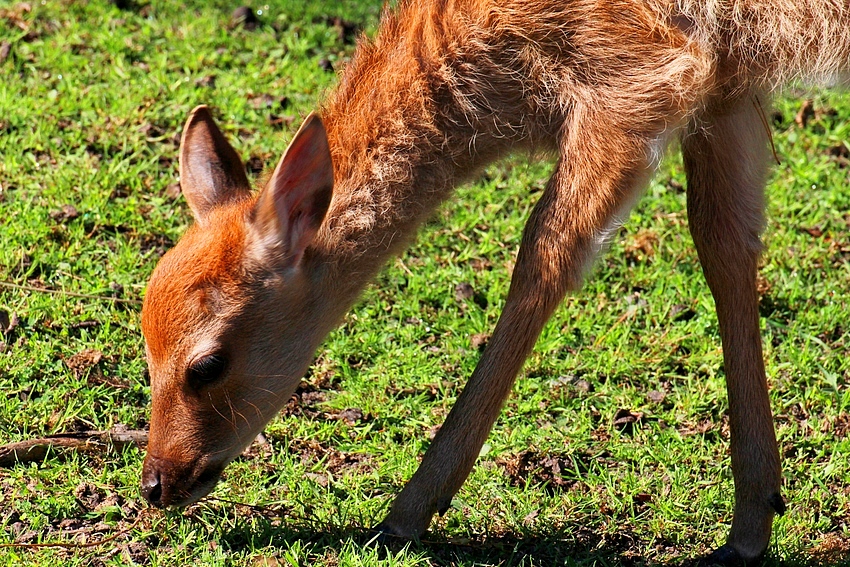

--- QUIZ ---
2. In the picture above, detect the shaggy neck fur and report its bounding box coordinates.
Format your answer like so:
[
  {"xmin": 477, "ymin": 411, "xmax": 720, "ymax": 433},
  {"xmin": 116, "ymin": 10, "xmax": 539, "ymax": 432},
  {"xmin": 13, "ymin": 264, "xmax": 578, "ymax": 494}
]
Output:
[
  {"xmin": 305, "ymin": 0, "xmax": 850, "ymax": 308},
  {"xmin": 309, "ymin": 0, "xmax": 695, "ymax": 291}
]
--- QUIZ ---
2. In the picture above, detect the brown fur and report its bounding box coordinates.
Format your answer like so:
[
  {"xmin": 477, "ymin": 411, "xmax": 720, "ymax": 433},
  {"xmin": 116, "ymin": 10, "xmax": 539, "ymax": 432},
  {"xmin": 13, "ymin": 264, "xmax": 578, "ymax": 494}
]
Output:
[
  {"xmin": 143, "ymin": 201, "xmax": 253, "ymax": 364},
  {"xmin": 141, "ymin": 0, "xmax": 850, "ymax": 562}
]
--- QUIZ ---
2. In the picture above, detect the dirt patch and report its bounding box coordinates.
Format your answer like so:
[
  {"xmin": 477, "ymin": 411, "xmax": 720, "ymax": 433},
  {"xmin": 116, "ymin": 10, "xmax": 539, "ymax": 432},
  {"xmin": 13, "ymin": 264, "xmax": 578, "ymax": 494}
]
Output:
[
  {"xmin": 469, "ymin": 332, "xmax": 489, "ymax": 352},
  {"xmin": 826, "ymin": 412, "xmax": 850, "ymax": 438},
  {"xmin": 647, "ymin": 390, "xmax": 665, "ymax": 403},
  {"xmin": 828, "ymin": 143, "xmax": 850, "ymax": 167},
  {"xmin": 288, "ymin": 438, "xmax": 373, "ymax": 478},
  {"xmin": 231, "ymin": 6, "xmax": 261, "ymax": 30},
  {"xmin": 677, "ymin": 415, "xmax": 728, "ymax": 440},
  {"xmin": 74, "ymin": 482, "xmax": 111, "ymax": 511},
  {"xmin": 49, "ymin": 204, "xmax": 79, "ymax": 223},
  {"xmin": 279, "ymin": 365, "xmax": 345, "ymax": 421},
  {"xmin": 0, "ymin": 310, "xmax": 20, "ymax": 352},
  {"xmin": 795, "ymin": 99, "xmax": 816, "ymax": 128},
  {"xmin": 469, "ymin": 258, "xmax": 492, "ymax": 272},
  {"xmin": 246, "ymin": 155, "xmax": 265, "ymax": 176},
  {"xmin": 496, "ymin": 450, "xmax": 577, "ymax": 492},
  {"xmin": 62, "ymin": 349, "xmax": 130, "ymax": 389},
  {"xmin": 334, "ymin": 408, "xmax": 364, "ymax": 426},
  {"xmin": 669, "ymin": 303, "xmax": 697, "ymax": 322},
  {"xmin": 139, "ymin": 233, "xmax": 174, "ymax": 257},
  {"xmin": 164, "ymin": 183, "xmax": 181, "ymax": 199},
  {"xmin": 317, "ymin": 16, "xmax": 361, "ymax": 46},
  {"xmin": 809, "ymin": 532, "xmax": 850, "ymax": 565},
  {"xmin": 390, "ymin": 382, "xmax": 441, "ymax": 402},
  {"xmin": 612, "ymin": 408, "xmax": 644, "ymax": 435},
  {"xmin": 65, "ymin": 348, "xmax": 103, "ymax": 378},
  {"xmin": 281, "ymin": 383, "xmax": 333, "ymax": 420},
  {"xmin": 1, "ymin": 480, "xmax": 151, "ymax": 565},
  {"xmin": 454, "ymin": 282, "xmax": 488, "ymax": 309},
  {"xmin": 624, "ymin": 229, "xmax": 658, "ymax": 263}
]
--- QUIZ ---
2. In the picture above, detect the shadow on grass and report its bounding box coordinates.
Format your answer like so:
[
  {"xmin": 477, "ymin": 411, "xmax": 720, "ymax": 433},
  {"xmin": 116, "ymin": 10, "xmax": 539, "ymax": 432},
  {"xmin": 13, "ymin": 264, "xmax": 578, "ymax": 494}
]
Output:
[{"xmin": 214, "ymin": 516, "xmax": 850, "ymax": 567}]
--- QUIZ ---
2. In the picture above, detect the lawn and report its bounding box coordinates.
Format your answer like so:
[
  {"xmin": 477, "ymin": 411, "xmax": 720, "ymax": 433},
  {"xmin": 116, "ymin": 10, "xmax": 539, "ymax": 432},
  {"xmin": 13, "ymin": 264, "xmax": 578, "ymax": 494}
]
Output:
[{"xmin": 0, "ymin": 1, "xmax": 849, "ymax": 565}]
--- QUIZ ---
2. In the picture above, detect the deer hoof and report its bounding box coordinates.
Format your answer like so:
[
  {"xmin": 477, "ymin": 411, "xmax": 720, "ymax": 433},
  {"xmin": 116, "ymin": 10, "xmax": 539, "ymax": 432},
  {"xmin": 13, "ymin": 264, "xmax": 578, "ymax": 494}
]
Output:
[
  {"xmin": 371, "ymin": 521, "xmax": 418, "ymax": 544},
  {"xmin": 699, "ymin": 545, "xmax": 765, "ymax": 567}
]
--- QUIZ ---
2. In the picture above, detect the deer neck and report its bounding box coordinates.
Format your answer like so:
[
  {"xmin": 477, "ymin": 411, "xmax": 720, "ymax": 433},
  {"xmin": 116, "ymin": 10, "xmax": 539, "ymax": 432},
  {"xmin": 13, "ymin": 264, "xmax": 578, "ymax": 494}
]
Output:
[{"xmin": 304, "ymin": 13, "xmax": 507, "ymax": 321}]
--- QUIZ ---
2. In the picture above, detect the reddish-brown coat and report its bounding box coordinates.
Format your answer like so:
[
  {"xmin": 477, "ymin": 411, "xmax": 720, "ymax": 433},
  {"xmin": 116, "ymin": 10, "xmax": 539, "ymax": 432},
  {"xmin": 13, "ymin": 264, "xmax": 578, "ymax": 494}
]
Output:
[
  {"xmin": 140, "ymin": 0, "xmax": 850, "ymax": 561},
  {"xmin": 142, "ymin": 199, "xmax": 254, "ymax": 365}
]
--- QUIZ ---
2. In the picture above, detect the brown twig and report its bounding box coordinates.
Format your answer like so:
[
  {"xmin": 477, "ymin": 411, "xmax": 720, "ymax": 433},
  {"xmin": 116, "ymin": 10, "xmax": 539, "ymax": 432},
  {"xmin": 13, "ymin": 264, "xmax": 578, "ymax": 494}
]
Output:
[
  {"xmin": 0, "ymin": 428, "xmax": 148, "ymax": 467},
  {"xmin": 0, "ymin": 509, "xmax": 155, "ymax": 550},
  {"xmin": 0, "ymin": 281, "xmax": 142, "ymax": 305}
]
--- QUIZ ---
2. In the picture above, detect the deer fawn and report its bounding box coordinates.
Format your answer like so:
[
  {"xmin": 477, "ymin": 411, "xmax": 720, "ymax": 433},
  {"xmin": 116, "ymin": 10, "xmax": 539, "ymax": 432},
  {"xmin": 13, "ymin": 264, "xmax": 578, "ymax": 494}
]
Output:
[{"xmin": 139, "ymin": 0, "xmax": 850, "ymax": 563}]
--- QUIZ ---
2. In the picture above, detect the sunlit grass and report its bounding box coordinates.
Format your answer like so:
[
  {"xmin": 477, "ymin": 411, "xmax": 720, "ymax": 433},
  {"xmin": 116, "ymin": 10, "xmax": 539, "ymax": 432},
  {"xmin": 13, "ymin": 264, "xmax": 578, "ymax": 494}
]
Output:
[{"xmin": 1, "ymin": 1, "xmax": 848, "ymax": 565}]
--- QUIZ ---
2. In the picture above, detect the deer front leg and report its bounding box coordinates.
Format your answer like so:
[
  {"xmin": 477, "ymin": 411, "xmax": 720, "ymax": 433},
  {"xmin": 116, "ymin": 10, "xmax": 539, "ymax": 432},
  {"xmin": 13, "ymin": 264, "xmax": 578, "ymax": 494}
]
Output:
[
  {"xmin": 683, "ymin": 97, "xmax": 783, "ymax": 565},
  {"xmin": 378, "ymin": 110, "xmax": 661, "ymax": 539}
]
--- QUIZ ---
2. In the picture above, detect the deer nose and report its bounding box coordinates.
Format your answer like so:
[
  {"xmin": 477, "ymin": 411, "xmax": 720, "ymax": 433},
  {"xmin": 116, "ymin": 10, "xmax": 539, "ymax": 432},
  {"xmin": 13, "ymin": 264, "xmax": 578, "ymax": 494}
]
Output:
[{"xmin": 141, "ymin": 458, "xmax": 165, "ymax": 507}]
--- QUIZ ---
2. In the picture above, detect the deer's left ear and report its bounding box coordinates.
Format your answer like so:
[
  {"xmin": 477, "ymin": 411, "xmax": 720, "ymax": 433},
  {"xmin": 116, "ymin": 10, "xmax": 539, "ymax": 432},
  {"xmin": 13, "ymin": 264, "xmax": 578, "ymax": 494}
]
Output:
[
  {"xmin": 251, "ymin": 113, "xmax": 334, "ymax": 268},
  {"xmin": 179, "ymin": 105, "xmax": 252, "ymax": 226}
]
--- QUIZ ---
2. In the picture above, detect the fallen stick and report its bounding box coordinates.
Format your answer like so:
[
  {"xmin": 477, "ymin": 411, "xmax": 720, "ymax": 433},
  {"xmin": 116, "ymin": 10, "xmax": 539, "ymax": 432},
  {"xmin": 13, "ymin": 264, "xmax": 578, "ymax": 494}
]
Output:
[{"xmin": 0, "ymin": 428, "xmax": 148, "ymax": 467}]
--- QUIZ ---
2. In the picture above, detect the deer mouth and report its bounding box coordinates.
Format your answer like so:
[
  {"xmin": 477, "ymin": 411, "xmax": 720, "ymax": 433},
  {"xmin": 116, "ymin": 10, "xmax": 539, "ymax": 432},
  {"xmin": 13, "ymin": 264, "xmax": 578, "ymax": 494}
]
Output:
[{"xmin": 142, "ymin": 454, "xmax": 226, "ymax": 508}]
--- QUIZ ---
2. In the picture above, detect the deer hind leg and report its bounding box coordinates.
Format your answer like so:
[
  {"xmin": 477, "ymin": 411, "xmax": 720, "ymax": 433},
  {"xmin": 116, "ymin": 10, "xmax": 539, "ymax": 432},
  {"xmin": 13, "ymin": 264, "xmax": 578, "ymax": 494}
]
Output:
[
  {"xmin": 682, "ymin": 96, "xmax": 783, "ymax": 564},
  {"xmin": 378, "ymin": 105, "xmax": 669, "ymax": 538}
]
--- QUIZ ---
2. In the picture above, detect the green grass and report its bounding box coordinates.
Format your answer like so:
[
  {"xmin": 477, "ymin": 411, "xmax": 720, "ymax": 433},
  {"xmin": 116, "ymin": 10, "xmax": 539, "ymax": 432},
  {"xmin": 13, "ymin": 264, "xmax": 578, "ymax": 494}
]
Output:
[{"xmin": 1, "ymin": 1, "xmax": 849, "ymax": 565}]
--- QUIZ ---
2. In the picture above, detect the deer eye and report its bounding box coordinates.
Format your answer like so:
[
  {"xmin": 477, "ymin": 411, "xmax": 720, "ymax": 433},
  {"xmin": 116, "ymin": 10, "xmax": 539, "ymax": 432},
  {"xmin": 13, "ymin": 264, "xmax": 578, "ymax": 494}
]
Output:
[{"xmin": 187, "ymin": 353, "xmax": 228, "ymax": 389}]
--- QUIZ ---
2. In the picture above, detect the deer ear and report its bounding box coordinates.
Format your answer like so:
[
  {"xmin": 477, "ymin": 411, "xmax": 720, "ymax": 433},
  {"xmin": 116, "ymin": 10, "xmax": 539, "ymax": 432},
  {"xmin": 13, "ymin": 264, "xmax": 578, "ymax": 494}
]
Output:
[
  {"xmin": 179, "ymin": 105, "xmax": 251, "ymax": 225},
  {"xmin": 251, "ymin": 112, "xmax": 334, "ymax": 268}
]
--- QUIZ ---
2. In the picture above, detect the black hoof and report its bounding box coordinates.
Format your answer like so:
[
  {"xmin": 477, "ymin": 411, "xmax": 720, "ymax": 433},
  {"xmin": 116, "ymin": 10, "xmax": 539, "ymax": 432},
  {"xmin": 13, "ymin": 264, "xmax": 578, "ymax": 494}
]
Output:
[
  {"xmin": 699, "ymin": 545, "xmax": 765, "ymax": 567},
  {"xmin": 369, "ymin": 522, "xmax": 416, "ymax": 546},
  {"xmin": 768, "ymin": 492, "xmax": 786, "ymax": 516}
]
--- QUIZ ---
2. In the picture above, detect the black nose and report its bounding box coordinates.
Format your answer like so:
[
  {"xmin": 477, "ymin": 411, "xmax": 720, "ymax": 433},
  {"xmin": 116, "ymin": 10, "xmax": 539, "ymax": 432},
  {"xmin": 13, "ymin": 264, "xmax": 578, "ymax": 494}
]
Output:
[{"xmin": 141, "ymin": 464, "xmax": 164, "ymax": 507}]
